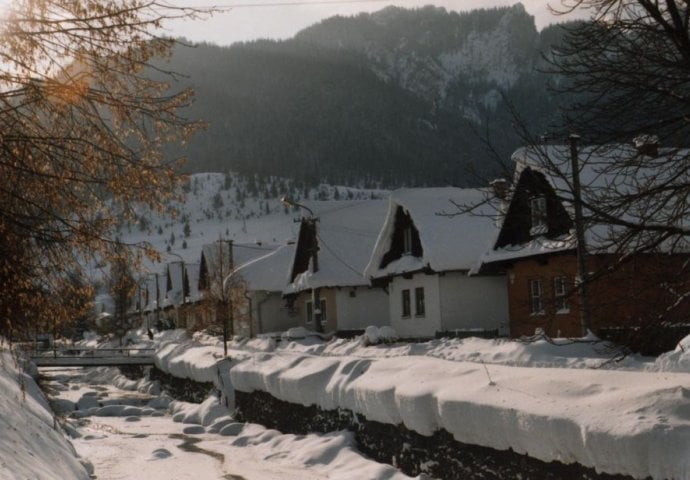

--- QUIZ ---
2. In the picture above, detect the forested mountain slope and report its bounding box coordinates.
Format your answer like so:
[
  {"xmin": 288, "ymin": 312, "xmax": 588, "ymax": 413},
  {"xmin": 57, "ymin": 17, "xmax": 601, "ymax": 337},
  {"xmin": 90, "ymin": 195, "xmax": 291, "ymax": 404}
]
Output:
[{"xmin": 159, "ymin": 4, "xmax": 572, "ymax": 187}]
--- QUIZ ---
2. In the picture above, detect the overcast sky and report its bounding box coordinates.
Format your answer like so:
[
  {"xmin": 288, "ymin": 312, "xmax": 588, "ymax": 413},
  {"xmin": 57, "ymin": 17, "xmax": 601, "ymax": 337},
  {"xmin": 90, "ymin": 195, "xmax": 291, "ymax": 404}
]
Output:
[{"xmin": 164, "ymin": 0, "xmax": 585, "ymax": 46}]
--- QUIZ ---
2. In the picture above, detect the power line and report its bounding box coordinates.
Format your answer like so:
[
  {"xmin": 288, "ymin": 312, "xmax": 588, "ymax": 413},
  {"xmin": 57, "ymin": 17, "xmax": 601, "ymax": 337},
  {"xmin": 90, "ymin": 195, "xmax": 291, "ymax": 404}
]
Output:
[
  {"xmin": 232, "ymin": 243, "xmax": 277, "ymax": 251},
  {"xmin": 194, "ymin": 0, "xmax": 417, "ymax": 10},
  {"xmin": 316, "ymin": 233, "xmax": 364, "ymax": 278}
]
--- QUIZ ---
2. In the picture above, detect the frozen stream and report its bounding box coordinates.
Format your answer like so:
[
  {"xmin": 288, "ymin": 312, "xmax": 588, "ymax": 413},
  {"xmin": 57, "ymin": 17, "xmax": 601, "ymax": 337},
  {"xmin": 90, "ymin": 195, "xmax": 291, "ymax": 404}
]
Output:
[{"xmin": 40, "ymin": 367, "xmax": 415, "ymax": 480}]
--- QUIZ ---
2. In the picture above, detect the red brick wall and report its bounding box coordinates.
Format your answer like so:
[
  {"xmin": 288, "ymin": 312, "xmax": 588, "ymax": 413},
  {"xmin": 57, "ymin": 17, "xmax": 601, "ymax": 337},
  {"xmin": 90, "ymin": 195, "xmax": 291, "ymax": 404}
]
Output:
[{"xmin": 507, "ymin": 252, "xmax": 690, "ymax": 338}]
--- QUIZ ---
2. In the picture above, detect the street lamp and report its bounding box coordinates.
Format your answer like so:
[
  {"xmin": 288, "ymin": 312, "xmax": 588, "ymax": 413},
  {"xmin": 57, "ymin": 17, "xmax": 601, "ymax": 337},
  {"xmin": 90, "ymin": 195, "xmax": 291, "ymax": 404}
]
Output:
[{"xmin": 281, "ymin": 195, "xmax": 323, "ymax": 333}]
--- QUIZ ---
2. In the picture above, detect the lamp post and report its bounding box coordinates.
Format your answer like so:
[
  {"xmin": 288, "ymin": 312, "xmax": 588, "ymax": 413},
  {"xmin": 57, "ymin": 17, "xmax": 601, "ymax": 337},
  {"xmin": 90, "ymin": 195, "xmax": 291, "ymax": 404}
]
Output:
[
  {"xmin": 165, "ymin": 252, "xmax": 188, "ymax": 328},
  {"xmin": 281, "ymin": 196, "xmax": 323, "ymax": 333}
]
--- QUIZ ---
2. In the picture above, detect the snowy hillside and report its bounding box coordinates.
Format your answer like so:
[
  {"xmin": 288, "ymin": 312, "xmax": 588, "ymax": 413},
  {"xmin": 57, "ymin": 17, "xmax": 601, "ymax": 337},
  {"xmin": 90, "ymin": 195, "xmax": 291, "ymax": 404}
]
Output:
[{"xmin": 115, "ymin": 172, "xmax": 388, "ymax": 270}]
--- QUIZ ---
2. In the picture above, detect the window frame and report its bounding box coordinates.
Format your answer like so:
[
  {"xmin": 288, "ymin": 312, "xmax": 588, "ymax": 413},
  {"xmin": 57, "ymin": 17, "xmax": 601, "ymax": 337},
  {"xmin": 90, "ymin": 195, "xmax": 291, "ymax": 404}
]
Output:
[
  {"xmin": 553, "ymin": 276, "xmax": 570, "ymax": 314},
  {"xmin": 305, "ymin": 298, "xmax": 327, "ymax": 325},
  {"xmin": 529, "ymin": 278, "xmax": 545, "ymax": 315},
  {"xmin": 414, "ymin": 287, "xmax": 425, "ymax": 317},
  {"xmin": 529, "ymin": 195, "xmax": 548, "ymax": 235},
  {"xmin": 401, "ymin": 289, "xmax": 411, "ymax": 318},
  {"xmin": 305, "ymin": 300, "xmax": 313, "ymax": 324},
  {"xmin": 403, "ymin": 227, "xmax": 413, "ymax": 255}
]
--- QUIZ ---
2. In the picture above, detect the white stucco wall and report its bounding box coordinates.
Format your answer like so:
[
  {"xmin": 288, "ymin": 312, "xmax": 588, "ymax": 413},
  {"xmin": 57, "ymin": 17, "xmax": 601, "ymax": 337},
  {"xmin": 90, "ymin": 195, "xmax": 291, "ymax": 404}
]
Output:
[
  {"xmin": 249, "ymin": 291, "xmax": 296, "ymax": 334},
  {"xmin": 438, "ymin": 272, "xmax": 509, "ymax": 333},
  {"xmin": 334, "ymin": 287, "xmax": 389, "ymax": 330},
  {"xmin": 389, "ymin": 273, "xmax": 442, "ymax": 338}
]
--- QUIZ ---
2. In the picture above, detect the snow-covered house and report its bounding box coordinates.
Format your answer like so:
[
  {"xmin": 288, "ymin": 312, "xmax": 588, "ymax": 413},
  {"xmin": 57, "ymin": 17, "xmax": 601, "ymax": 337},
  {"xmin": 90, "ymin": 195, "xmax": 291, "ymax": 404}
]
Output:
[
  {"xmin": 229, "ymin": 243, "xmax": 296, "ymax": 336},
  {"xmin": 477, "ymin": 144, "xmax": 690, "ymax": 351},
  {"xmin": 93, "ymin": 292, "xmax": 115, "ymax": 331},
  {"xmin": 195, "ymin": 240, "xmax": 282, "ymax": 336},
  {"xmin": 364, "ymin": 188, "xmax": 508, "ymax": 339},
  {"xmin": 160, "ymin": 261, "xmax": 191, "ymax": 329},
  {"xmin": 284, "ymin": 200, "xmax": 390, "ymax": 334},
  {"xmin": 141, "ymin": 272, "xmax": 163, "ymax": 331}
]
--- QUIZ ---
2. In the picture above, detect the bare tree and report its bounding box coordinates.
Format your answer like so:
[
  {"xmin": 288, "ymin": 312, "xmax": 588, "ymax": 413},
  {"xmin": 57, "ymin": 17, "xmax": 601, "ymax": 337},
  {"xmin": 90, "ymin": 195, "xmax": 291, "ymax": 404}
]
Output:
[
  {"xmin": 543, "ymin": 1, "xmax": 690, "ymax": 251},
  {"xmin": 109, "ymin": 250, "xmax": 137, "ymax": 345},
  {"xmin": 199, "ymin": 240, "xmax": 249, "ymax": 355},
  {"xmin": 0, "ymin": 1, "xmax": 208, "ymax": 336}
]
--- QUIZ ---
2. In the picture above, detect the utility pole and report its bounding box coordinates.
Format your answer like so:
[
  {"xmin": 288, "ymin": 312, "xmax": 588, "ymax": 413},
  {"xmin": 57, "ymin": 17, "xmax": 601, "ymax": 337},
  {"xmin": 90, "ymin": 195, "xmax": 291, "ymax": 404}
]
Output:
[
  {"xmin": 155, "ymin": 272, "xmax": 161, "ymax": 333},
  {"xmin": 282, "ymin": 196, "xmax": 322, "ymax": 333},
  {"xmin": 569, "ymin": 134, "xmax": 592, "ymax": 335},
  {"xmin": 306, "ymin": 218, "xmax": 323, "ymax": 333},
  {"xmin": 221, "ymin": 239, "xmax": 233, "ymax": 357}
]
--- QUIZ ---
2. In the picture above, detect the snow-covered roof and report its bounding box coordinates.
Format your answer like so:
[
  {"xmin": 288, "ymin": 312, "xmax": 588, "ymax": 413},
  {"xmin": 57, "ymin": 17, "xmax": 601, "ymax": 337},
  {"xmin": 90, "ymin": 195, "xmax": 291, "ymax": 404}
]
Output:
[
  {"xmin": 285, "ymin": 200, "xmax": 389, "ymax": 293},
  {"xmin": 185, "ymin": 263, "xmax": 201, "ymax": 303},
  {"xmin": 93, "ymin": 292, "xmax": 115, "ymax": 315},
  {"xmin": 162, "ymin": 261, "xmax": 185, "ymax": 308},
  {"xmin": 233, "ymin": 244, "xmax": 295, "ymax": 292},
  {"xmin": 200, "ymin": 241, "xmax": 278, "ymax": 290},
  {"xmin": 142, "ymin": 274, "xmax": 162, "ymax": 312},
  {"xmin": 365, "ymin": 188, "xmax": 502, "ymax": 279},
  {"xmin": 479, "ymin": 144, "xmax": 690, "ymax": 266}
]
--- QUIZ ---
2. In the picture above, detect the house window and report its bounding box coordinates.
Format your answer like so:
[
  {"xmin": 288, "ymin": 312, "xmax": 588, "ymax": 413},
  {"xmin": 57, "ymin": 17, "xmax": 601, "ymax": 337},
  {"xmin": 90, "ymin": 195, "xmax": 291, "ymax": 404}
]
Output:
[
  {"xmin": 529, "ymin": 278, "xmax": 544, "ymax": 315},
  {"xmin": 306, "ymin": 299, "xmax": 327, "ymax": 325},
  {"xmin": 530, "ymin": 196, "xmax": 547, "ymax": 234},
  {"xmin": 401, "ymin": 289, "xmax": 411, "ymax": 317},
  {"xmin": 554, "ymin": 276, "xmax": 569, "ymax": 313},
  {"xmin": 403, "ymin": 227, "xmax": 413, "ymax": 254},
  {"xmin": 414, "ymin": 287, "xmax": 425, "ymax": 317}
]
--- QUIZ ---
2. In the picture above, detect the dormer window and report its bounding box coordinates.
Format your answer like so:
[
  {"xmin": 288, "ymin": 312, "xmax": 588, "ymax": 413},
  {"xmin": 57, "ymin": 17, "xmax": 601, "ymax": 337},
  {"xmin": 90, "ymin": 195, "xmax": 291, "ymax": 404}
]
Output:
[
  {"xmin": 380, "ymin": 207, "xmax": 423, "ymax": 268},
  {"xmin": 403, "ymin": 227, "xmax": 413, "ymax": 254},
  {"xmin": 530, "ymin": 196, "xmax": 547, "ymax": 235}
]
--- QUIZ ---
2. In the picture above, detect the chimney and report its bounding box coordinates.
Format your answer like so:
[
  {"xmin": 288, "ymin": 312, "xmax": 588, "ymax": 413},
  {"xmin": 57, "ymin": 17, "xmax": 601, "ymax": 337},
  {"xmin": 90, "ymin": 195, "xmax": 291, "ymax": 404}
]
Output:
[
  {"xmin": 633, "ymin": 134, "xmax": 659, "ymax": 157},
  {"xmin": 490, "ymin": 178, "xmax": 509, "ymax": 200}
]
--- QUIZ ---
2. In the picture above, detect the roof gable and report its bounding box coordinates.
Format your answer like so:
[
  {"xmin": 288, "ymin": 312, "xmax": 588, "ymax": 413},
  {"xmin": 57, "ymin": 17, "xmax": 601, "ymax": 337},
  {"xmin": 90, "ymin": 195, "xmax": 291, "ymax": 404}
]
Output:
[
  {"xmin": 378, "ymin": 206, "xmax": 423, "ymax": 269},
  {"xmin": 480, "ymin": 143, "xmax": 690, "ymax": 267},
  {"xmin": 365, "ymin": 187, "xmax": 502, "ymax": 278},
  {"xmin": 285, "ymin": 200, "xmax": 388, "ymax": 293},
  {"xmin": 494, "ymin": 167, "xmax": 573, "ymax": 249}
]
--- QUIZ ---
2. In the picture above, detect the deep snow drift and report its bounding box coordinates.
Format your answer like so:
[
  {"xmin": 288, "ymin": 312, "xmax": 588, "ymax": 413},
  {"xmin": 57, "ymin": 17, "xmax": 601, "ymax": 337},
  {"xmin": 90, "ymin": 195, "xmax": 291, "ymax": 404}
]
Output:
[
  {"xmin": 151, "ymin": 330, "xmax": 690, "ymax": 480},
  {"xmin": 0, "ymin": 347, "xmax": 90, "ymax": 480}
]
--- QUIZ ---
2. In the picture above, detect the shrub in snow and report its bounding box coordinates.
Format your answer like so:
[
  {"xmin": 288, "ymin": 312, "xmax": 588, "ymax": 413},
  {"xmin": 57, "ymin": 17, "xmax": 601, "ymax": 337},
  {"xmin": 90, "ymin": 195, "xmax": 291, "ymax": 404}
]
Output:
[
  {"xmin": 362, "ymin": 326, "xmax": 399, "ymax": 346},
  {"xmin": 378, "ymin": 326, "xmax": 399, "ymax": 343},
  {"xmin": 283, "ymin": 327, "xmax": 310, "ymax": 340},
  {"xmin": 281, "ymin": 327, "xmax": 330, "ymax": 341}
]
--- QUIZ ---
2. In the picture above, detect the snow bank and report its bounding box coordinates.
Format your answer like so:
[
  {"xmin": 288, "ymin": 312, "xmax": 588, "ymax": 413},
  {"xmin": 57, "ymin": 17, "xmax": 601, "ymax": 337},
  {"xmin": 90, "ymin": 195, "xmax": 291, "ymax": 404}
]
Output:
[
  {"xmin": 230, "ymin": 352, "xmax": 690, "ymax": 479},
  {"xmin": 226, "ymin": 424, "xmax": 415, "ymax": 480},
  {"xmin": 155, "ymin": 338, "xmax": 225, "ymax": 383},
  {"xmin": 144, "ymin": 330, "xmax": 690, "ymax": 479},
  {"xmin": 0, "ymin": 347, "xmax": 90, "ymax": 480},
  {"xmin": 170, "ymin": 396, "xmax": 229, "ymax": 426},
  {"xmin": 651, "ymin": 334, "xmax": 690, "ymax": 373}
]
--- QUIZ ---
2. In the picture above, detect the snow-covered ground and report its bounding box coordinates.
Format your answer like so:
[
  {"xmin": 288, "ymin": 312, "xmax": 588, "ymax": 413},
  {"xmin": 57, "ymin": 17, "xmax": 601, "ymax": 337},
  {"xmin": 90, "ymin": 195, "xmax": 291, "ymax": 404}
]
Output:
[
  {"xmin": 3, "ymin": 331, "xmax": 689, "ymax": 479},
  {"xmin": 39, "ymin": 366, "xmax": 416, "ymax": 480}
]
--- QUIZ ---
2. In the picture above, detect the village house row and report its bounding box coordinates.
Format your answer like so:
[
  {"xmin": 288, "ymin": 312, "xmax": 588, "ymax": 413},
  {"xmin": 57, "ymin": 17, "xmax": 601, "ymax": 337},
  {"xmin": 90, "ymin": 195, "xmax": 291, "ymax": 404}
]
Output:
[{"xmin": 110, "ymin": 144, "xmax": 690, "ymax": 353}]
